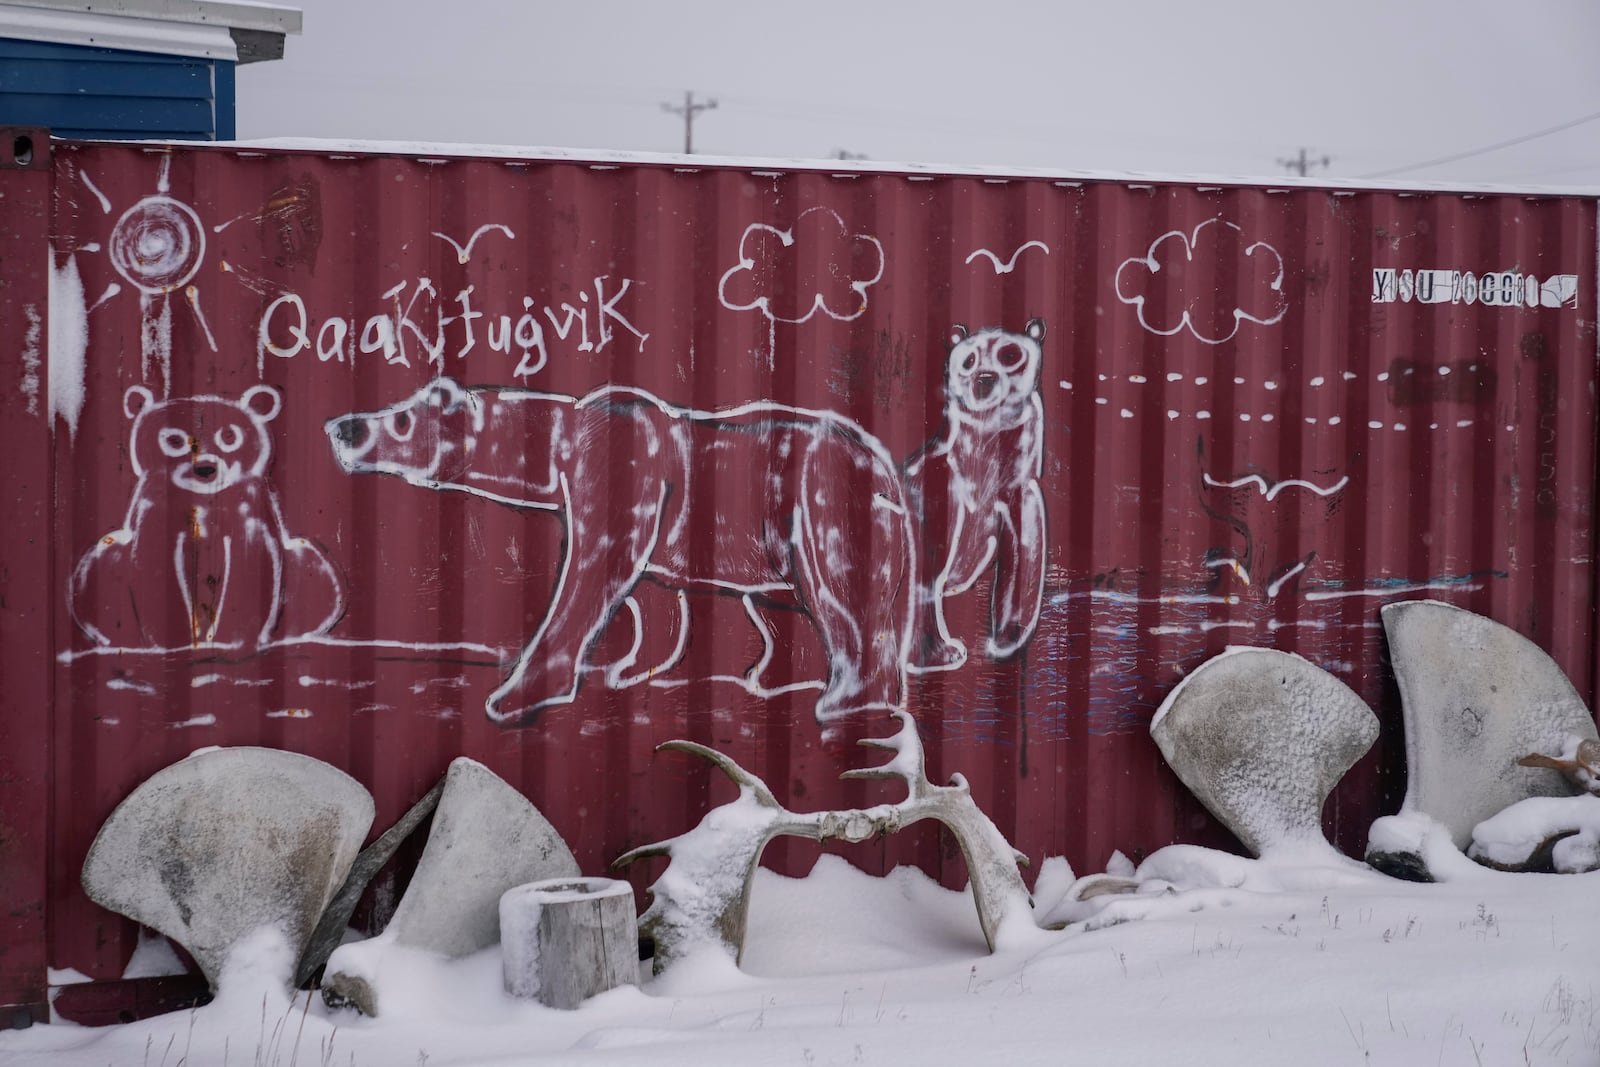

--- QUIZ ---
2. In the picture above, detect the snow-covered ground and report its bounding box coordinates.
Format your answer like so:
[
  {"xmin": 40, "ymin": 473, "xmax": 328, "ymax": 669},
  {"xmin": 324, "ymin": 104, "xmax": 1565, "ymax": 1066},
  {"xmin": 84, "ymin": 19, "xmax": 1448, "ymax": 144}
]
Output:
[{"xmin": 4, "ymin": 843, "xmax": 1597, "ymax": 1067}]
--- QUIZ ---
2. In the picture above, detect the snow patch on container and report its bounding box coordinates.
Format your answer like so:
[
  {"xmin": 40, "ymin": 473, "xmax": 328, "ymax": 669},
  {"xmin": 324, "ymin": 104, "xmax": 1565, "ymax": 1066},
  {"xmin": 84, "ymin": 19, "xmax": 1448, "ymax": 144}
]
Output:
[{"xmin": 48, "ymin": 251, "xmax": 88, "ymax": 436}]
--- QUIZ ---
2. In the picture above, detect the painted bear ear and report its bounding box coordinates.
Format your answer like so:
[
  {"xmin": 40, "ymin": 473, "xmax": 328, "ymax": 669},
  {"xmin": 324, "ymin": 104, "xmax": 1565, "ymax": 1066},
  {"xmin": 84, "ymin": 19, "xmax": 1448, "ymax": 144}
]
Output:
[
  {"xmin": 123, "ymin": 386, "xmax": 155, "ymax": 419},
  {"xmin": 241, "ymin": 384, "xmax": 283, "ymax": 423},
  {"xmin": 1025, "ymin": 318, "xmax": 1046, "ymax": 343},
  {"xmin": 948, "ymin": 325, "xmax": 969, "ymax": 348}
]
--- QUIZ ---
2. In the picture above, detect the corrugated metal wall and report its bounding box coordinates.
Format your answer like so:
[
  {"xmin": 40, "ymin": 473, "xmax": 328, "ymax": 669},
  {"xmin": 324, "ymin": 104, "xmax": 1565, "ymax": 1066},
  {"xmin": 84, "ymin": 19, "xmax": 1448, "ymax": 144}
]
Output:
[{"xmin": 9, "ymin": 139, "xmax": 1599, "ymax": 986}]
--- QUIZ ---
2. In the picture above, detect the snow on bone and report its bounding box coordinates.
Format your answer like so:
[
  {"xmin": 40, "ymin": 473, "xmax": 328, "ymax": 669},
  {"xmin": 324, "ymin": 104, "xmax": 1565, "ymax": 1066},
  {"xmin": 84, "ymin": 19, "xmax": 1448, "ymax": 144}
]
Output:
[
  {"xmin": 1150, "ymin": 647, "xmax": 1378, "ymax": 857},
  {"xmin": 321, "ymin": 758, "xmax": 577, "ymax": 1016},
  {"xmin": 614, "ymin": 710, "xmax": 1032, "ymax": 974},
  {"xmin": 80, "ymin": 748, "xmax": 373, "ymax": 990},
  {"xmin": 1468, "ymin": 795, "xmax": 1600, "ymax": 874},
  {"xmin": 1378, "ymin": 600, "xmax": 1597, "ymax": 851}
]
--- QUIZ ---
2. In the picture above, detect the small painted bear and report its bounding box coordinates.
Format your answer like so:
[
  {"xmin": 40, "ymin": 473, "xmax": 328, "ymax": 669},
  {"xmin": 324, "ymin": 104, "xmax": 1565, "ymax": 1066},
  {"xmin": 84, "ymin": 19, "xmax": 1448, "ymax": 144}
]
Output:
[
  {"xmin": 903, "ymin": 319, "xmax": 1047, "ymax": 670},
  {"xmin": 70, "ymin": 385, "xmax": 343, "ymax": 650}
]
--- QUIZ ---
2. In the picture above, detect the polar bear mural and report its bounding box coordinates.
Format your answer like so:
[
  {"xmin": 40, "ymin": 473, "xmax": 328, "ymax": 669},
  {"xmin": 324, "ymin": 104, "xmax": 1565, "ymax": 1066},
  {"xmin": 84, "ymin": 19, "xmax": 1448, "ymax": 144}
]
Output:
[
  {"xmin": 903, "ymin": 319, "xmax": 1048, "ymax": 671},
  {"xmin": 326, "ymin": 378, "xmax": 913, "ymax": 726}
]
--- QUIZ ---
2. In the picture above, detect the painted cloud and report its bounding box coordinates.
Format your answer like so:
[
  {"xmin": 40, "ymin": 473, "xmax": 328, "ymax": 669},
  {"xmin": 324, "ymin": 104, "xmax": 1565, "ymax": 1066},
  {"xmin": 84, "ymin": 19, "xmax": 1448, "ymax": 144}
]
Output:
[
  {"xmin": 1114, "ymin": 218, "xmax": 1287, "ymax": 345},
  {"xmin": 718, "ymin": 207, "xmax": 885, "ymax": 324}
]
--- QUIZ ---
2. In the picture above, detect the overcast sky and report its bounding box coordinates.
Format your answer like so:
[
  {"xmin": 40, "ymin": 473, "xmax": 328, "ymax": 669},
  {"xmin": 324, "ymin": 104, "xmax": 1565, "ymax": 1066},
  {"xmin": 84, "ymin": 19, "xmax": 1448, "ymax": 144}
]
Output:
[{"xmin": 237, "ymin": 0, "xmax": 1600, "ymax": 188}]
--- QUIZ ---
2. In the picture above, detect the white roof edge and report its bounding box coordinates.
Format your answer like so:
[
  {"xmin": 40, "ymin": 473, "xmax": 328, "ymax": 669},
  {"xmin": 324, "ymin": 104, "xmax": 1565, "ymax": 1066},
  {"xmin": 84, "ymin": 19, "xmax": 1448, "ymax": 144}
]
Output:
[
  {"xmin": 182, "ymin": 137, "xmax": 1600, "ymax": 198},
  {"xmin": 0, "ymin": 3, "xmax": 239, "ymax": 59},
  {"xmin": 2, "ymin": 0, "xmax": 298, "ymax": 36}
]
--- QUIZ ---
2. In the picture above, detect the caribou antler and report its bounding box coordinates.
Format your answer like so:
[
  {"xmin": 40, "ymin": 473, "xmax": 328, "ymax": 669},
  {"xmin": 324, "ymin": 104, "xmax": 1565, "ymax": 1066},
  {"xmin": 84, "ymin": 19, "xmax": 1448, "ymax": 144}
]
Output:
[
  {"xmin": 614, "ymin": 711, "xmax": 1033, "ymax": 973},
  {"xmin": 1517, "ymin": 736, "xmax": 1600, "ymax": 797}
]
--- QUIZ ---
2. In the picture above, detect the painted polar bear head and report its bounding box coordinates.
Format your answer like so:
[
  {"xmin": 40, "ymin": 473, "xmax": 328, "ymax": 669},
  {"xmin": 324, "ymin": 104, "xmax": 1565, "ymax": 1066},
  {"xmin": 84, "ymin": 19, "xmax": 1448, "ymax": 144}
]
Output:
[
  {"xmin": 945, "ymin": 319, "xmax": 1044, "ymax": 422},
  {"xmin": 326, "ymin": 376, "xmax": 485, "ymax": 484},
  {"xmin": 126, "ymin": 385, "xmax": 281, "ymax": 495}
]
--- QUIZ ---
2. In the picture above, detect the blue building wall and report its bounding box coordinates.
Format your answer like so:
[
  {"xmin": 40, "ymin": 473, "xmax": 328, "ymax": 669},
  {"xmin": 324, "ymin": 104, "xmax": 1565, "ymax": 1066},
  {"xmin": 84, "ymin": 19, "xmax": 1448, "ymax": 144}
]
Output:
[{"xmin": 0, "ymin": 37, "xmax": 235, "ymax": 140}]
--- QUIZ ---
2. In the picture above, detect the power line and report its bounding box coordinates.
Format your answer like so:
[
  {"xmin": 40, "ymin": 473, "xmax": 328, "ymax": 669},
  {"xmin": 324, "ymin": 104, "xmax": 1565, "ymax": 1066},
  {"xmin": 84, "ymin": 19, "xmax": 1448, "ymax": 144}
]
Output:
[
  {"xmin": 1362, "ymin": 109, "xmax": 1600, "ymax": 179},
  {"xmin": 1278, "ymin": 147, "xmax": 1330, "ymax": 177},
  {"xmin": 661, "ymin": 90, "xmax": 717, "ymax": 155}
]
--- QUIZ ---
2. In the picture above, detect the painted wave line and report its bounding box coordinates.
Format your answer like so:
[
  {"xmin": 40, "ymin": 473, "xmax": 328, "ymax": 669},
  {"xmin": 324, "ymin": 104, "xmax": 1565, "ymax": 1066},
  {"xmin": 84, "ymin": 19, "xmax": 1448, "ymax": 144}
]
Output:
[
  {"xmin": 60, "ymin": 635, "xmax": 508, "ymax": 663},
  {"xmin": 1051, "ymin": 590, "xmax": 1241, "ymax": 606},
  {"xmin": 1267, "ymin": 619, "xmax": 1329, "ymax": 632},
  {"xmin": 1305, "ymin": 579, "xmax": 1484, "ymax": 602},
  {"xmin": 1203, "ymin": 472, "xmax": 1351, "ymax": 501}
]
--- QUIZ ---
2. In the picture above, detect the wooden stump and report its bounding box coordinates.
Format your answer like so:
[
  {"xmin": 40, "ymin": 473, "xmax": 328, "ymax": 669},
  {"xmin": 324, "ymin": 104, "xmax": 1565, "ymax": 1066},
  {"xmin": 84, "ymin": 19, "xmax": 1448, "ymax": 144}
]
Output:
[{"xmin": 500, "ymin": 877, "xmax": 638, "ymax": 1009}]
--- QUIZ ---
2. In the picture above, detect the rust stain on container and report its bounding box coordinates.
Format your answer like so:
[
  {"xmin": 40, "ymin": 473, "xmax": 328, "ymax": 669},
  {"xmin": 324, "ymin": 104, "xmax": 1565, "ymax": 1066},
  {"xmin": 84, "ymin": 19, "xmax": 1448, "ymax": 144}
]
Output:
[{"xmin": 2, "ymin": 138, "xmax": 1596, "ymax": 988}]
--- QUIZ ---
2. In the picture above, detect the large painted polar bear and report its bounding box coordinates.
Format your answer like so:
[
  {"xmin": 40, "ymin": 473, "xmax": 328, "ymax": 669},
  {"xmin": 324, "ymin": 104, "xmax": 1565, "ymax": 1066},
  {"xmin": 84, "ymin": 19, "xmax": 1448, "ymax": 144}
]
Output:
[{"xmin": 327, "ymin": 378, "xmax": 911, "ymax": 726}]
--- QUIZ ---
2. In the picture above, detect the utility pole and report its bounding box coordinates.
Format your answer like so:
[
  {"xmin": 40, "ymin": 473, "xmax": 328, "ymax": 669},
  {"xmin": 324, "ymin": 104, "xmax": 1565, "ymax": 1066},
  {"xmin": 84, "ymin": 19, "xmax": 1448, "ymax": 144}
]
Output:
[
  {"xmin": 1278, "ymin": 147, "xmax": 1331, "ymax": 177},
  {"xmin": 662, "ymin": 91, "xmax": 717, "ymax": 155}
]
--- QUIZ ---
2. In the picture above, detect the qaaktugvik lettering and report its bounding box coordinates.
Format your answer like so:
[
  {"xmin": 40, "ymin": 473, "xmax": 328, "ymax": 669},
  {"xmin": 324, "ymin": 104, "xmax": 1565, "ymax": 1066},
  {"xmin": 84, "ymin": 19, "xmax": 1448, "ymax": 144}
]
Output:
[
  {"xmin": 325, "ymin": 378, "xmax": 912, "ymax": 726},
  {"xmin": 903, "ymin": 320, "xmax": 1047, "ymax": 671},
  {"xmin": 70, "ymin": 386, "xmax": 344, "ymax": 650}
]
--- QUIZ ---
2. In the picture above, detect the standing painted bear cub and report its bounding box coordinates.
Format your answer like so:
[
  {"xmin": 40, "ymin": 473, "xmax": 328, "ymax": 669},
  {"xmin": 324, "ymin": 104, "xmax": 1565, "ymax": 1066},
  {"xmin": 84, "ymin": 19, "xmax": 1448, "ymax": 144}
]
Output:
[
  {"xmin": 71, "ymin": 385, "xmax": 343, "ymax": 650},
  {"xmin": 326, "ymin": 378, "xmax": 912, "ymax": 726},
  {"xmin": 903, "ymin": 319, "xmax": 1047, "ymax": 671}
]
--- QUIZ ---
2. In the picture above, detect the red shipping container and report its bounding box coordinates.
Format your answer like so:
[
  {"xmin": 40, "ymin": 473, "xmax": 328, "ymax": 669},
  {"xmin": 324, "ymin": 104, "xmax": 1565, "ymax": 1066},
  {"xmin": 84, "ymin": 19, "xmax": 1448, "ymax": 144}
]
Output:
[{"xmin": 1, "ymin": 131, "xmax": 1595, "ymax": 1019}]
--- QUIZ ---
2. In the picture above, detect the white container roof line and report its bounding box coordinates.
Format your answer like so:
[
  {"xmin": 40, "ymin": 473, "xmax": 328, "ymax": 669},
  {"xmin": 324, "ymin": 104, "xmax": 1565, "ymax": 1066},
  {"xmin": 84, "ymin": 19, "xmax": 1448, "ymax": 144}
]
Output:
[
  {"xmin": 196, "ymin": 137, "xmax": 1600, "ymax": 199},
  {"xmin": 0, "ymin": 0, "xmax": 300, "ymax": 61}
]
